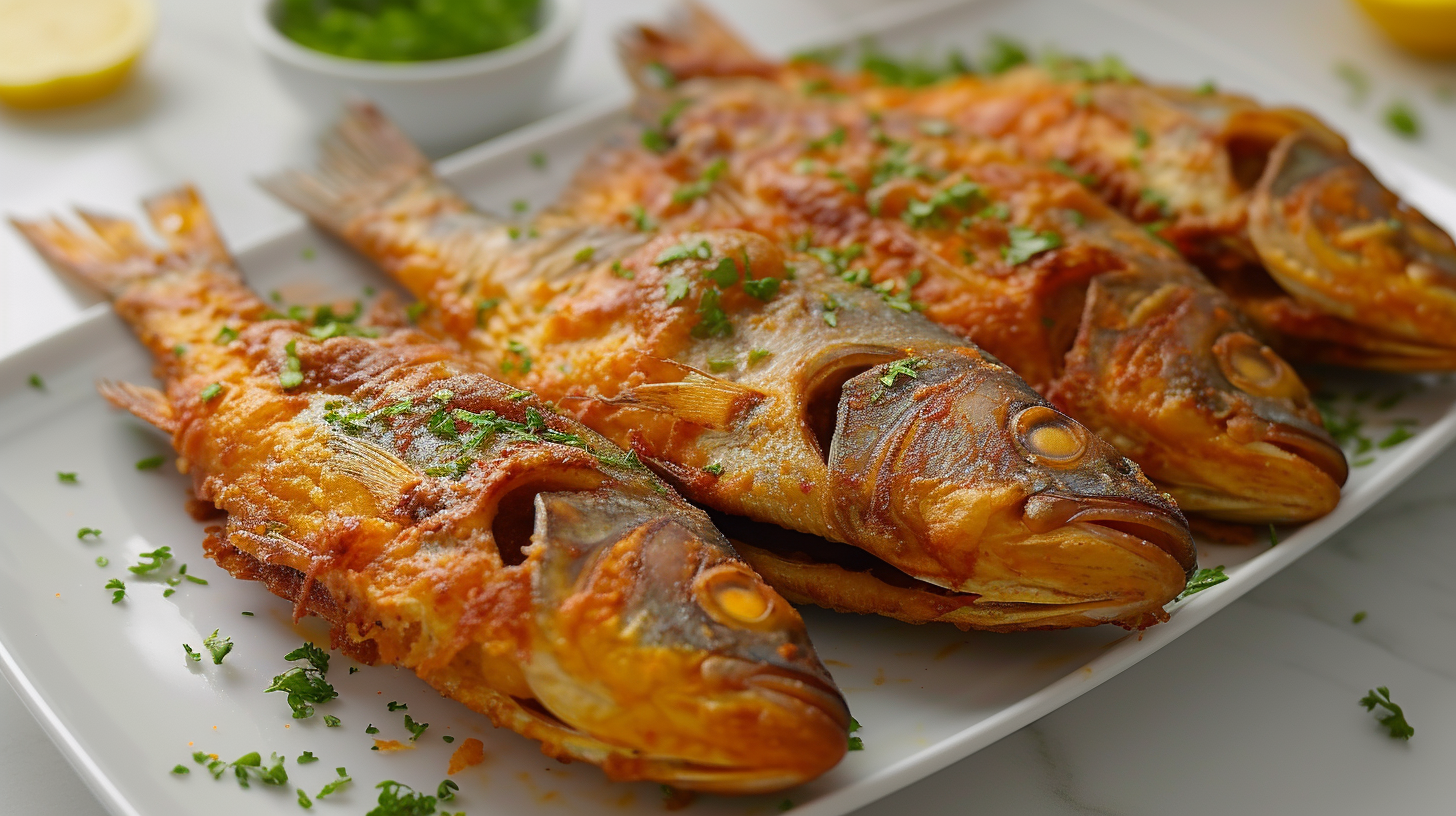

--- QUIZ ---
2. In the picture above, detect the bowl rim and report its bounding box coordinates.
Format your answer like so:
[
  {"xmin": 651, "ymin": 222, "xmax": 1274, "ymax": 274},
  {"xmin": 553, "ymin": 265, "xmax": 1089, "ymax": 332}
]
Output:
[{"xmin": 245, "ymin": 0, "xmax": 579, "ymax": 81}]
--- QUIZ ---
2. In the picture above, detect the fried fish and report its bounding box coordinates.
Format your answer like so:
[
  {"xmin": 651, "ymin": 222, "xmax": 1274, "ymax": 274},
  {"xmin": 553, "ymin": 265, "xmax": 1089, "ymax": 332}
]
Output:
[
  {"xmin": 262, "ymin": 103, "xmax": 1197, "ymax": 632},
  {"xmin": 12, "ymin": 186, "xmax": 850, "ymax": 793},
  {"xmin": 628, "ymin": 4, "xmax": 1456, "ymax": 371},
  {"xmin": 588, "ymin": 38, "xmax": 1345, "ymax": 523}
]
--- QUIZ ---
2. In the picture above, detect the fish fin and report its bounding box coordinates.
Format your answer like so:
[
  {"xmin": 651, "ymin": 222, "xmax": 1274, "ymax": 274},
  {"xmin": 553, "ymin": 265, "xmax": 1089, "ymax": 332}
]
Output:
[
  {"xmin": 74, "ymin": 210, "xmax": 152, "ymax": 259},
  {"xmin": 326, "ymin": 433, "xmax": 420, "ymax": 509},
  {"xmin": 618, "ymin": 1, "xmax": 768, "ymax": 91},
  {"xmin": 141, "ymin": 185, "xmax": 232, "ymax": 264},
  {"xmin": 10, "ymin": 213, "xmax": 159, "ymax": 297},
  {"xmin": 609, "ymin": 378, "xmax": 762, "ymax": 430},
  {"xmin": 97, "ymin": 380, "xmax": 179, "ymax": 434},
  {"xmin": 258, "ymin": 101, "xmax": 434, "ymax": 235}
]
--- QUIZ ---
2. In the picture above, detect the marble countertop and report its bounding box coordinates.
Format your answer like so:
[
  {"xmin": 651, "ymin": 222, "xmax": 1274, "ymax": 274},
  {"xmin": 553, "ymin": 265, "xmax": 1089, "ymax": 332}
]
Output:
[{"xmin": 3, "ymin": 1, "xmax": 1454, "ymax": 813}]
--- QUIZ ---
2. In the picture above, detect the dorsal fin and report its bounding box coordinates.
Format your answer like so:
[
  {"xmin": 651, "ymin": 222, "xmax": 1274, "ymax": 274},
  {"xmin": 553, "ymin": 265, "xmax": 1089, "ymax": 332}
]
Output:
[
  {"xmin": 608, "ymin": 375, "xmax": 762, "ymax": 430},
  {"xmin": 326, "ymin": 434, "xmax": 420, "ymax": 510},
  {"xmin": 97, "ymin": 380, "xmax": 178, "ymax": 434}
]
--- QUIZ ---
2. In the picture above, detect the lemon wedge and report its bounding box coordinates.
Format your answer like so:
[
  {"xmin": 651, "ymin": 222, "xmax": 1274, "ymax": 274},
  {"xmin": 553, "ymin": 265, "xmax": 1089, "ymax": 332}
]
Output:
[
  {"xmin": 1353, "ymin": 0, "xmax": 1456, "ymax": 59},
  {"xmin": 0, "ymin": 0, "xmax": 155, "ymax": 109}
]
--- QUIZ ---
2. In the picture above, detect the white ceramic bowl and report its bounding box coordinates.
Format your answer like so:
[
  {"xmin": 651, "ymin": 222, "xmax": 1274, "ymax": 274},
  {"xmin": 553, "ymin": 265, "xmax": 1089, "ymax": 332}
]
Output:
[{"xmin": 247, "ymin": 0, "xmax": 578, "ymax": 156}]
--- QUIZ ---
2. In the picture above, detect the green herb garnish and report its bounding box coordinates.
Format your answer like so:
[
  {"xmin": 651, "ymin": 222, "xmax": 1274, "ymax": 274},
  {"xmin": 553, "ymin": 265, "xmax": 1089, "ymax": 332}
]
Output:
[
  {"xmin": 57, "ymin": 472, "xmax": 77, "ymax": 484},
  {"xmin": 848, "ymin": 716, "xmax": 864, "ymax": 750},
  {"xmin": 1353, "ymin": 611, "xmax": 1368, "ymax": 624},
  {"xmin": 105, "ymin": 578, "xmax": 126, "ymax": 603},
  {"xmin": 318, "ymin": 767, "xmax": 352, "ymax": 798},
  {"xmin": 184, "ymin": 644, "xmax": 202, "ymax": 662},
  {"xmin": 27, "ymin": 373, "xmax": 44, "ymax": 390},
  {"xmin": 204, "ymin": 629, "xmax": 233, "ymax": 664},
  {"xmin": 664, "ymin": 275, "xmax": 691, "ymax": 305},
  {"xmin": 673, "ymin": 158, "xmax": 729, "ymax": 203},
  {"xmin": 404, "ymin": 714, "xmax": 429, "ymax": 741},
  {"xmin": 704, "ymin": 463, "xmax": 725, "ymax": 476},
  {"xmin": 1384, "ymin": 101, "xmax": 1421, "ymax": 139},
  {"xmin": 1002, "ymin": 226, "xmax": 1063, "ymax": 265},
  {"xmin": 275, "ymin": 0, "xmax": 541, "ymax": 62},
  {"xmin": 135, "ymin": 456, "xmax": 165, "ymax": 470},
  {"xmin": 1335, "ymin": 62, "xmax": 1370, "ymax": 105},
  {"xmin": 265, "ymin": 642, "xmax": 337, "ymax": 719},
  {"xmin": 95, "ymin": 556, "xmax": 108, "ymax": 567},
  {"xmin": 128, "ymin": 546, "xmax": 173, "ymax": 574},
  {"xmin": 982, "ymin": 35, "xmax": 1029, "ymax": 74},
  {"xmin": 77, "ymin": 527, "xmax": 102, "ymax": 540},
  {"xmin": 1177, "ymin": 566, "xmax": 1228, "ymax": 600},
  {"xmin": 656, "ymin": 239, "xmax": 713, "ymax": 265},
  {"xmin": 1360, "ymin": 686, "xmax": 1414, "ymax": 740},
  {"xmin": 215, "ymin": 326, "xmax": 239, "ymax": 344},
  {"xmin": 323, "ymin": 714, "xmax": 341, "ymax": 728}
]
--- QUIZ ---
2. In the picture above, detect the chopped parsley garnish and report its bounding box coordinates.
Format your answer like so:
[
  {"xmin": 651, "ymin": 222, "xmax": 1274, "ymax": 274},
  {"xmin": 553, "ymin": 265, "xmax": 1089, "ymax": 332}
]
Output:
[
  {"xmin": 628, "ymin": 204, "xmax": 655, "ymax": 232},
  {"xmin": 692, "ymin": 287, "xmax": 733, "ymax": 338},
  {"xmin": 27, "ymin": 373, "xmax": 44, "ymax": 390},
  {"xmin": 301, "ymin": 248, "xmax": 316, "ymax": 261},
  {"xmin": 980, "ymin": 202, "xmax": 1011, "ymax": 221},
  {"xmin": 778, "ymin": 799, "xmax": 794, "ymax": 812},
  {"xmin": 475, "ymin": 298, "xmax": 500, "ymax": 326},
  {"xmin": 298, "ymin": 788, "xmax": 313, "ymax": 809},
  {"xmin": 1360, "ymin": 686, "xmax": 1414, "ymax": 740},
  {"xmin": 227, "ymin": 751, "xmax": 290, "ymax": 788},
  {"xmin": 879, "ymin": 358, "xmax": 926, "ymax": 388},
  {"xmin": 265, "ymin": 642, "xmax": 337, "ymax": 719},
  {"xmin": 1384, "ymin": 101, "xmax": 1421, "ymax": 139},
  {"xmin": 656, "ymin": 239, "xmax": 713, "ymax": 265},
  {"xmin": 500, "ymin": 339, "xmax": 532, "ymax": 374},
  {"xmin": 573, "ymin": 245, "xmax": 595, "ymax": 263},
  {"xmin": 860, "ymin": 44, "xmax": 970, "ymax": 87},
  {"xmin": 318, "ymin": 767, "xmax": 352, "ymax": 798},
  {"xmin": 1177, "ymin": 566, "xmax": 1228, "ymax": 600},
  {"xmin": 388, "ymin": 701, "xmax": 407, "ymax": 711},
  {"xmin": 641, "ymin": 99, "xmax": 691, "ymax": 153},
  {"xmin": 128, "ymin": 546, "xmax": 173, "ymax": 574},
  {"xmin": 215, "ymin": 326, "xmax": 239, "ymax": 344},
  {"xmin": 705, "ymin": 257, "xmax": 739, "ymax": 287},
  {"xmin": 1042, "ymin": 51, "xmax": 1134, "ymax": 84},
  {"xmin": 172, "ymin": 764, "xmax": 190, "ymax": 774},
  {"xmin": 1132, "ymin": 126, "xmax": 1151, "ymax": 149},
  {"xmin": 406, "ymin": 302, "xmax": 428, "ymax": 323},
  {"xmin": 902, "ymin": 180, "xmax": 983, "ymax": 228},
  {"xmin": 184, "ymin": 644, "xmax": 202, "ymax": 662},
  {"xmin": 1047, "ymin": 158, "xmax": 1096, "ymax": 186},
  {"xmin": 365, "ymin": 724, "xmax": 379, "ymax": 734},
  {"xmin": 1002, "ymin": 226, "xmax": 1063, "ymax": 265},
  {"xmin": 1335, "ymin": 62, "xmax": 1370, "ymax": 105},
  {"xmin": 704, "ymin": 463, "xmax": 725, "ymax": 476},
  {"xmin": 611, "ymin": 260, "xmax": 634, "ymax": 279},
  {"xmin": 1353, "ymin": 611, "xmax": 1368, "ymax": 624},
  {"xmin": 511, "ymin": 199, "xmax": 528, "ymax": 214},
  {"xmin": 105, "ymin": 578, "xmax": 126, "ymax": 603},
  {"xmin": 530, "ymin": 151, "xmax": 547, "ymax": 170},
  {"xmin": 95, "ymin": 556, "xmax": 108, "ymax": 567},
  {"xmin": 808, "ymin": 126, "xmax": 847, "ymax": 151},
  {"xmin": 1379, "ymin": 426, "xmax": 1414, "ymax": 449},
  {"xmin": 279, "ymin": 340, "xmax": 304, "ymax": 389},
  {"xmin": 204, "ymin": 629, "xmax": 234, "ymax": 664},
  {"xmin": 672, "ymin": 158, "xmax": 728, "ymax": 203},
  {"xmin": 708, "ymin": 358, "xmax": 735, "ymax": 373},
  {"xmin": 1195, "ymin": 79, "xmax": 1217, "ymax": 95},
  {"xmin": 664, "ymin": 275, "xmax": 691, "ymax": 304},
  {"xmin": 821, "ymin": 293, "xmax": 841, "ymax": 327},
  {"xmin": 200, "ymin": 383, "xmax": 223, "ymax": 402},
  {"xmin": 438, "ymin": 779, "xmax": 459, "ymax": 801},
  {"xmin": 1139, "ymin": 188, "xmax": 1172, "ymax": 216},
  {"xmin": 404, "ymin": 714, "xmax": 429, "ymax": 741},
  {"xmin": 323, "ymin": 714, "xmax": 341, "ymax": 728},
  {"xmin": 368, "ymin": 781, "xmax": 446, "ymax": 816},
  {"xmin": 173, "ymin": 344, "xmax": 187, "ymax": 357},
  {"xmin": 743, "ymin": 274, "xmax": 780, "ymax": 301},
  {"xmin": 442, "ymin": 735, "xmax": 455, "ymax": 743},
  {"xmin": 241, "ymin": 611, "xmax": 254, "ymax": 616},
  {"xmin": 135, "ymin": 456, "xmax": 165, "ymax": 470},
  {"xmin": 77, "ymin": 527, "xmax": 102, "ymax": 540},
  {"xmin": 848, "ymin": 717, "xmax": 864, "ymax": 750},
  {"xmin": 982, "ymin": 35, "xmax": 1029, "ymax": 74},
  {"xmin": 1269, "ymin": 524, "xmax": 1280, "ymax": 546},
  {"xmin": 57, "ymin": 472, "xmax": 77, "ymax": 484},
  {"xmin": 748, "ymin": 348, "xmax": 773, "ymax": 365}
]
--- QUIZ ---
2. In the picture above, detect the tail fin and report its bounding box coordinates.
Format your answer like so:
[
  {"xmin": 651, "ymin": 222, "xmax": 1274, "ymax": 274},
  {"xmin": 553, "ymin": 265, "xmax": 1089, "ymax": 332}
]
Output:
[
  {"xmin": 617, "ymin": 1, "xmax": 772, "ymax": 92},
  {"xmin": 11, "ymin": 184, "xmax": 226, "ymax": 298},
  {"xmin": 259, "ymin": 101, "xmax": 433, "ymax": 235}
]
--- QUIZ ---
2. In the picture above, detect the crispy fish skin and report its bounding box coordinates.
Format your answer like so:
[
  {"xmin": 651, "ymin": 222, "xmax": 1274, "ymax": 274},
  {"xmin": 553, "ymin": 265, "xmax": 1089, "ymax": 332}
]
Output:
[
  {"xmin": 556, "ymin": 73, "xmax": 1345, "ymax": 522},
  {"xmin": 627, "ymin": 4, "xmax": 1456, "ymax": 371},
  {"xmin": 11, "ymin": 187, "xmax": 849, "ymax": 793},
  {"xmin": 263, "ymin": 103, "xmax": 1197, "ymax": 631}
]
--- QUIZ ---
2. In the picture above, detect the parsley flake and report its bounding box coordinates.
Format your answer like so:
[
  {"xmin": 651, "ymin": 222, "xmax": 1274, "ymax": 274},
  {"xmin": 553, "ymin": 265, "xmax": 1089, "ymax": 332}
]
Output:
[
  {"xmin": 57, "ymin": 471, "xmax": 77, "ymax": 484},
  {"xmin": 318, "ymin": 767, "xmax": 352, "ymax": 798},
  {"xmin": 848, "ymin": 716, "xmax": 864, "ymax": 750},
  {"xmin": 279, "ymin": 340, "xmax": 304, "ymax": 389},
  {"xmin": 1177, "ymin": 565, "xmax": 1228, "ymax": 600},
  {"xmin": 215, "ymin": 326, "xmax": 239, "ymax": 344},
  {"xmin": 77, "ymin": 527, "xmax": 102, "ymax": 540},
  {"xmin": 387, "ymin": 701, "xmax": 407, "ymax": 711},
  {"xmin": 438, "ymin": 779, "xmax": 459, "ymax": 801},
  {"xmin": 27, "ymin": 373, "xmax": 44, "ymax": 390},
  {"xmin": 656, "ymin": 239, "xmax": 713, "ymax": 265},
  {"xmin": 664, "ymin": 275, "xmax": 691, "ymax": 305},
  {"xmin": 95, "ymin": 556, "xmax": 108, "ymax": 567},
  {"xmin": 1002, "ymin": 226, "xmax": 1063, "ymax": 265},
  {"xmin": 298, "ymin": 788, "xmax": 313, "ymax": 809},
  {"xmin": 1360, "ymin": 686, "xmax": 1414, "ymax": 740},
  {"xmin": 172, "ymin": 764, "xmax": 190, "ymax": 774},
  {"xmin": 184, "ymin": 644, "xmax": 202, "ymax": 662},
  {"xmin": 1353, "ymin": 611, "xmax": 1368, "ymax": 624},
  {"xmin": 982, "ymin": 35, "xmax": 1029, "ymax": 74},
  {"xmin": 105, "ymin": 578, "xmax": 125, "ymax": 603},
  {"xmin": 1384, "ymin": 101, "xmax": 1421, "ymax": 139},
  {"xmin": 1379, "ymin": 426, "xmax": 1414, "ymax": 449},
  {"xmin": 200, "ymin": 383, "xmax": 223, "ymax": 402},
  {"xmin": 748, "ymin": 348, "xmax": 773, "ymax": 365},
  {"xmin": 128, "ymin": 546, "xmax": 173, "ymax": 574},
  {"xmin": 691, "ymin": 287, "xmax": 733, "ymax": 338},
  {"xmin": 323, "ymin": 714, "xmax": 341, "ymax": 728},
  {"xmin": 672, "ymin": 158, "xmax": 728, "ymax": 203},
  {"xmin": 265, "ymin": 642, "xmax": 336, "ymax": 719},
  {"xmin": 879, "ymin": 358, "xmax": 926, "ymax": 388},
  {"xmin": 135, "ymin": 456, "xmax": 165, "ymax": 470},
  {"xmin": 573, "ymin": 245, "xmax": 595, "ymax": 263},
  {"xmin": 365, "ymin": 724, "xmax": 379, "ymax": 734},
  {"xmin": 404, "ymin": 714, "xmax": 429, "ymax": 741},
  {"xmin": 704, "ymin": 463, "xmax": 725, "ymax": 476},
  {"xmin": 705, "ymin": 257, "xmax": 739, "ymax": 287},
  {"xmin": 204, "ymin": 629, "xmax": 233, "ymax": 664}
]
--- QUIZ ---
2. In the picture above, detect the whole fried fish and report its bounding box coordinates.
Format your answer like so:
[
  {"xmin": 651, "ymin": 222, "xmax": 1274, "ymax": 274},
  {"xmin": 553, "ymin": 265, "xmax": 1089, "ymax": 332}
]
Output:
[
  {"xmin": 12, "ymin": 187, "xmax": 850, "ymax": 793},
  {"xmin": 586, "ymin": 48, "xmax": 1345, "ymax": 523},
  {"xmin": 628, "ymin": 5, "xmax": 1456, "ymax": 371},
  {"xmin": 263, "ymin": 103, "xmax": 1197, "ymax": 632}
]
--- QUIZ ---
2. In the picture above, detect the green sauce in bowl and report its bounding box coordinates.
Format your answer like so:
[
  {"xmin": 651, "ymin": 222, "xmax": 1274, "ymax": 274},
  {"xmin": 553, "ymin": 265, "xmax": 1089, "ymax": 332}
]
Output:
[{"xmin": 275, "ymin": 0, "xmax": 541, "ymax": 62}]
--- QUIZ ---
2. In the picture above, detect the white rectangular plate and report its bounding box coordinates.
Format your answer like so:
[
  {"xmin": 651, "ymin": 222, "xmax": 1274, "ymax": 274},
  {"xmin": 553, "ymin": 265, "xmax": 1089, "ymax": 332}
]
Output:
[{"xmin": 3, "ymin": 1, "xmax": 1455, "ymax": 814}]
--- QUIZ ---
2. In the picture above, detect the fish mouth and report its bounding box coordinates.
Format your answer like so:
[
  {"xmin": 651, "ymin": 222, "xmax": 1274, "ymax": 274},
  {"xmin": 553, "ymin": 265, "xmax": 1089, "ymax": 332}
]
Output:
[
  {"xmin": 1021, "ymin": 494, "xmax": 1196, "ymax": 575},
  {"xmin": 1263, "ymin": 422, "xmax": 1349, "ymax": 486},
  {"xmin": 744, "ymin": 665, "xmax": 852, "ymax": 731}
]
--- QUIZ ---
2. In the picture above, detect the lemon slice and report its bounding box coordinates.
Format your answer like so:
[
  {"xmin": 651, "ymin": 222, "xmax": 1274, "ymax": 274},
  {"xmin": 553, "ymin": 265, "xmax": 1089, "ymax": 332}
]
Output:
[
  {"xmin": 1353, "ymin": 0, "xmax": 1456, "ymax": 59},
  {"xmin": 0, "ymin": 0, "xmax": 155, "ymax": 109}
]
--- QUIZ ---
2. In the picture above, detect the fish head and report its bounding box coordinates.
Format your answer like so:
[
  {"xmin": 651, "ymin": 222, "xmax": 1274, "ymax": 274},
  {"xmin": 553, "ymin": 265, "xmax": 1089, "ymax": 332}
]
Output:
[
  {"xmin": 818, "ymin": 346, "xmax": 1196, "ymax": 626},
  {"xmin": 1247, "ymin": 129, "xmax": 1456, "ymax": 368},
  {"xmin": 520, "ymin": 488, "xmax": 848, "ymax": 792},
  {"xmin": 1060, "ymin": 263, "xmax": 1347, "ymax": 522}
]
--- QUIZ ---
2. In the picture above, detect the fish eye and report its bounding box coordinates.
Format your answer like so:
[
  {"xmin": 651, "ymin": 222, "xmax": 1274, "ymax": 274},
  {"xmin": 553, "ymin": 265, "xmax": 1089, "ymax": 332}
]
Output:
[
  {"xmin": 1014, "ymin": 405, "xmax": 1087, "ymax": 467},
  {"xmin": 1214, "ymin": 332, "xmax": 1297, "ymax": 397},
  {"xmin": 694, "ymin": 564, "xmax": 775, "ymax": 627}
]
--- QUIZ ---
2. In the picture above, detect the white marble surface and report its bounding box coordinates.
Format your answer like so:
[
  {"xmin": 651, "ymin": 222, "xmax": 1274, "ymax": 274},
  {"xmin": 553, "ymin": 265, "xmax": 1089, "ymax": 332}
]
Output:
[{"xmin": 2, "ymin": 0, "xmax": 1454, "ymax": 813}]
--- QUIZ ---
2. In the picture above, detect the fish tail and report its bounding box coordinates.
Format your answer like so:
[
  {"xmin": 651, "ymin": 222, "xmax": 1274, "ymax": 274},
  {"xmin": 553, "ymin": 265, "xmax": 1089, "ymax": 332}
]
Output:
[
  {"xmin": 258, "ymin": 100, "xmax": 434, "ymax": 236},
  {"xmin": 617, "ymin": 1, "xmax": 770, "ymax": 92},
  {"xmin": 10, "ymin": 184, "xmax": 231, "ymax": 299}
]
